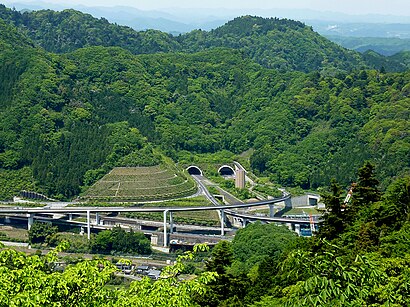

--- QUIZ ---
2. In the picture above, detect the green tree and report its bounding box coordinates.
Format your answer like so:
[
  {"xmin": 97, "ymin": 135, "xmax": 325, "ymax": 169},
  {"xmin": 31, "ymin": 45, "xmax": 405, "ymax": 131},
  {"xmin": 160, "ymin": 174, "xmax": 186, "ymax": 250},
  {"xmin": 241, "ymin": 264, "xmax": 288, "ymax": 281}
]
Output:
[
  {"xmin": 372, "ymin": 175, "xmax": 410, "ymax": 230},
  {"xmin": 206, "ymin": 240, "xmax": 233, "ymax": 275},
  {"xmin": 91, "ymin": 227, "xmax": 151, "ymax": 255},
  {"xmin": 317, "ymin": 179, "xmax": 345, "ymax": 240},
  {"xmin": 199, "ymin": 241, "xmax": 249, "ymax": 307},
  {"xmin": 231, "ymin": 222, "xmax": 298, "ymax": 269},
  {"xmin": 0, "ymin": 243, "xmax": 216, "ymax": 306},
  {"xmin": 347, "ymin": 162, "xmax": 380, "ymax": 222},
  {"xmin": 91, "ymin": 229, "xmax": 112, "ymax": 253},
  {"xmin": 28, "ymin": 221, "xmax": 58, "ymax": 244}
]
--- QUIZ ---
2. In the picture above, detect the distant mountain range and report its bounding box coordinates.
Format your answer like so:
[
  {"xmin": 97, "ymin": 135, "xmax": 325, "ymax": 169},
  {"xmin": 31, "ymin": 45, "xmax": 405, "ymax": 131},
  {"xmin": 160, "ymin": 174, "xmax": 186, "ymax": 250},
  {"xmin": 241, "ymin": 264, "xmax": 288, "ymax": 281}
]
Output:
[
  {"xmin": 4, "ymin": 1, "xmax": 410, "ymax": 55},
  {"xmin": 1, "ymin": 4, "xmax": 408, "ymax": 71}
]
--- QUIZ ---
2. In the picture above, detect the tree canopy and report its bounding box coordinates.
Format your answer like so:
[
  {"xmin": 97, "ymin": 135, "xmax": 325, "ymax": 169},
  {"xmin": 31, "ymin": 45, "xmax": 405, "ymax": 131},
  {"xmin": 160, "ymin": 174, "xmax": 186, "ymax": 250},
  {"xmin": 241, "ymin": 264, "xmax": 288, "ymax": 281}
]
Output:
[{"xmin": 0, "ymin": 242, "xmax": 217, "ymax": 306}]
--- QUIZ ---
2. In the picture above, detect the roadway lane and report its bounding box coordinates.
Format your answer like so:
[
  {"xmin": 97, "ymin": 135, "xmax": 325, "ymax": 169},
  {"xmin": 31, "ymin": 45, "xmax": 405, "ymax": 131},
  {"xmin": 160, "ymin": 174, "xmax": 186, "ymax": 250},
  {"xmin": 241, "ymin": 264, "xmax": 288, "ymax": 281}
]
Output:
[
  {"xmin": 0, "ymin": 195, "xmax": 290, "ymax": 214},
  {"xmin": 191, "ymin": 175, "xmax": 220, "ymax": 206}
]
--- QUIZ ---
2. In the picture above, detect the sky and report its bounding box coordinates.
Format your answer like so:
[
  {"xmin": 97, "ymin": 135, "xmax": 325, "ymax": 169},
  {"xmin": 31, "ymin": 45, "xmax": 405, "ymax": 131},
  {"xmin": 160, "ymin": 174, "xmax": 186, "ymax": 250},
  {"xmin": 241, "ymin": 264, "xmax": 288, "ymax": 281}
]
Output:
[{"xmin": 3, "ymin": 0, "xmax": 410, "ymax": 17}]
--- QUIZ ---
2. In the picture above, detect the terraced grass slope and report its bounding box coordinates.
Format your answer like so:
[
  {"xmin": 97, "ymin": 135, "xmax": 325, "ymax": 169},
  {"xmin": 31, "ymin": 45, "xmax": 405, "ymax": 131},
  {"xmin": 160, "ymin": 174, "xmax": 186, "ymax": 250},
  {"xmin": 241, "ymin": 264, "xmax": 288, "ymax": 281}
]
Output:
[{"xmin": 82, "ymin": 165, "xmax": 197, "ymax": 202}]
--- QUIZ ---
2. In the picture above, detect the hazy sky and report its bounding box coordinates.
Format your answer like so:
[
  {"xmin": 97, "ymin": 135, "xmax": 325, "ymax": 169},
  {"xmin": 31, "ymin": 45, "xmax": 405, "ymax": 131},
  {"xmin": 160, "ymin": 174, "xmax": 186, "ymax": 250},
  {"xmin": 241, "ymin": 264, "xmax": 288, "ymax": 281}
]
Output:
[{"xmin": 4, "ymin": 0, "xmax": 410, "ymax": 16}]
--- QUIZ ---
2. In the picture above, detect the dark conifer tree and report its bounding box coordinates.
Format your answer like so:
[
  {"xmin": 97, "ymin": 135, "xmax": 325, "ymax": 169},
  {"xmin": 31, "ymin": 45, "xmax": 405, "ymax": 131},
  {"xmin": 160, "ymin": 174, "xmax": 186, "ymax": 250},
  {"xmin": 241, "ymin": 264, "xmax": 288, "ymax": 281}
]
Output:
[
  {"xmin": 347, "ymin": 161, "xmax": 380, "ymax": 222},
  {"xmin": 318, "ymin": 178, "xmax": 345, "ymax": 240}
]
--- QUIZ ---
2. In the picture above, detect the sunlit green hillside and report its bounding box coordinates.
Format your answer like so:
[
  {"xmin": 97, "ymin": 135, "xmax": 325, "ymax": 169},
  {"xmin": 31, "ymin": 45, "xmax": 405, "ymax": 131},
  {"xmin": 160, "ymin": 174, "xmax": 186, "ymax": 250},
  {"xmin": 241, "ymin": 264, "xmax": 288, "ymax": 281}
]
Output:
[{"xmin": 82, "ymin": 165, "xmax": 196, "ymax": 202}]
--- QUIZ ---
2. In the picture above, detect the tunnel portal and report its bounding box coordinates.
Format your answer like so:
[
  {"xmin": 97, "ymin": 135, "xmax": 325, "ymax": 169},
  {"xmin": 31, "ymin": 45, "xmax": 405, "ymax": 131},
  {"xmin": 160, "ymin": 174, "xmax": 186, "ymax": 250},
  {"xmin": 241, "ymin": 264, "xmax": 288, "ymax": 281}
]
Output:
[
  {"xmin": 186, "ymin": 166, "xmax": 203, "ymax": 176},
  {"xmin": 218, "ymin": 165, "xmax": 235, "ymax": 176}
]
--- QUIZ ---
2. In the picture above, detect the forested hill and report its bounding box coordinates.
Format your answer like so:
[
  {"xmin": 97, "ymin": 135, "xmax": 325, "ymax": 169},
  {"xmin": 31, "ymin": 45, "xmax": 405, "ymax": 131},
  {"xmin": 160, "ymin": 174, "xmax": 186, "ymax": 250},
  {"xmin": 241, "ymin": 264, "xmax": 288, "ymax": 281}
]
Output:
[
  {"xmin": 178, "ymin": 16, "xmax": 366, "ymax": 73},
  {"xmin": 2, "ymin": 5, "xmax": 409, "ymax": 73},
  {"xmin": 0, "ymin": 17, "xmax": 35, "ymax": 49},
  {"xmin": 0, "ymin": 5, "xmax": 178, "ymax": 54},
  {"xmin": 0, "ymin": 5, "xmax": 368, "ymax": 73},
  {"xmin": 0, "ymin": 5, "xmax": 409, "ymax": 200},
  {"xmin": 362, "ymin": 50, "xmax": 410, "ymax": 72}
]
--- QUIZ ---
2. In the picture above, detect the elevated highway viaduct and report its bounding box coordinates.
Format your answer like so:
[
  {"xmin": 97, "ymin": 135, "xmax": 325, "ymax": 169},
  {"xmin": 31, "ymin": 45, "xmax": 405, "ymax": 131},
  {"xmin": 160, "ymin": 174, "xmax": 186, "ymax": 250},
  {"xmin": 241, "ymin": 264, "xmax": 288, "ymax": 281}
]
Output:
[{"xmin": 0, "ymin": 194, "xmax": 319, "ymax": 247}]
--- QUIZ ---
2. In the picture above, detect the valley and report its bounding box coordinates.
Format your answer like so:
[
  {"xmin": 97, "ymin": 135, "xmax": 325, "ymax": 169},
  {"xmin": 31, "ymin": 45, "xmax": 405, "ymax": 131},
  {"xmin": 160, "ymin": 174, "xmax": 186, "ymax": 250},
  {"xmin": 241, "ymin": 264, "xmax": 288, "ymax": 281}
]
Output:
[{"xmin": 0, "ymin": 3, "xmax": 409, "ymax": 306}]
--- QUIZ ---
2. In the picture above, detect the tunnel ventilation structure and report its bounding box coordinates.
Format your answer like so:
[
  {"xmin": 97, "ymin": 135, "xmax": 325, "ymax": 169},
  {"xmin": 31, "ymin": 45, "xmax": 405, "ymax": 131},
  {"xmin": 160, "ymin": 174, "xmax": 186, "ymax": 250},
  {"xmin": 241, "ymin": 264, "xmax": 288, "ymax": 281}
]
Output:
[
  {"xmin": 187, "ymin": 166, "xmax": 203, "ymax": 176},
  {"xmin": 218, "ymin": 165, "xmax": 235, "ymax": 176}
]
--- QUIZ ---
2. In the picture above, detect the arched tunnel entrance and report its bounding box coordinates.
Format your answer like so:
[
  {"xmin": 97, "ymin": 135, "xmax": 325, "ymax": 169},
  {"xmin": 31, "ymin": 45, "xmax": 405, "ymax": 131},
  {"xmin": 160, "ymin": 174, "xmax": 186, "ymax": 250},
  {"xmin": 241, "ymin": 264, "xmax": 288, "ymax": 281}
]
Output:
[
  {"xmin": 218, "ymin": 165, "xmax": 235, "ymax": 177},
  {"xmin": 186, "ymin": 166, "xmax": 203, "ymax": 176}
]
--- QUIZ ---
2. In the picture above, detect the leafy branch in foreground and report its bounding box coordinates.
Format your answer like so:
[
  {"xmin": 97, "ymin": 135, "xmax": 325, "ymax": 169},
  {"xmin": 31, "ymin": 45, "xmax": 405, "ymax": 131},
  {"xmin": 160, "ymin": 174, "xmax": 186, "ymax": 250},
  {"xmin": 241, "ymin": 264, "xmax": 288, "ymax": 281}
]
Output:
[
  {"xmin": 0, "ymin": 242, "xmax": 216, "ymax": 307},
  {"xmin": 114, "ymin": 243, "xmax": 217, "ymax": 307}
]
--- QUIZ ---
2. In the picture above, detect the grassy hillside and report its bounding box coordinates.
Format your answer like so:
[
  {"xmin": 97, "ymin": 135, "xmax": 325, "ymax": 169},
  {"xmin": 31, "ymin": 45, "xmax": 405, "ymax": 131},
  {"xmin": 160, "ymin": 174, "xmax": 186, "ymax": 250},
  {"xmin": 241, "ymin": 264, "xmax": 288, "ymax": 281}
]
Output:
[{"xmin": 82, "ymin": 165, "xmax": 197, "ymax": 202}]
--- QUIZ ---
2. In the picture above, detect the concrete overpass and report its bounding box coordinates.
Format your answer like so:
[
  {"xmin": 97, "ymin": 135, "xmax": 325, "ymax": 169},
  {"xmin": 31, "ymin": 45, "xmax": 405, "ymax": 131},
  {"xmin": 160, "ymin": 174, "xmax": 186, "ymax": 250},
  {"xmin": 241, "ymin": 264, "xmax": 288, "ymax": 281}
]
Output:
[
  {"xmin": 225, "ymin": 209, "xmax": 318, "ymax": 235},
  {"xmin": 0, "ymin": 194, "xmax": 313, "ymax": 246},
  {"xmin": 1, "ymin": 170, "xmax": 321, "ymax": 246}
]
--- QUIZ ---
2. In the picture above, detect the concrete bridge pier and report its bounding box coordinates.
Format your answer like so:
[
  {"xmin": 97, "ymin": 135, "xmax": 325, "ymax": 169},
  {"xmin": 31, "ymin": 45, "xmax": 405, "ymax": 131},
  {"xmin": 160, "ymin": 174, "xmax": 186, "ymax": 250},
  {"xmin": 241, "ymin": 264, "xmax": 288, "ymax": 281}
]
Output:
[
  {"xmin": 87, "ymin": 210, "xmax": 91, "ymax": 240},
  {"xmin": 220, "ymin": 209, "xmax": 225, "ymax": 236},
  {"xmin": 240, "ymin": 218, "xmax": 251, "ymax": 227},
  {"xmin": 150, "ymin": 234, "xmax": 158, "ymax": 246},
  {"xmin": 163, "ymin": 210, "xmax": 168, "ymax": 247},
  {"xmin": 232, "ymin": 216, "xmax": 244, "ymax": 228},
  {"xmin": 68, "ymin": 213, "xmax": 73, "ymax": 221},
  {"xmin": 95, "ymin": 212, "xmax": 100, "ymax": 225},
  {"xmin": 294, "ymin": 224, "xmax": 301, "ymax": 236},
  {"xmin": 269, "ymin": 204, "xmax": 276, "ymax": 217},
  {"xmin": 169, "ymin": 211, "xmax": 174, "ymax": 234},
  {"xmin": 27, "ymin": 214, "xmax": 34, "ymax": 230}
]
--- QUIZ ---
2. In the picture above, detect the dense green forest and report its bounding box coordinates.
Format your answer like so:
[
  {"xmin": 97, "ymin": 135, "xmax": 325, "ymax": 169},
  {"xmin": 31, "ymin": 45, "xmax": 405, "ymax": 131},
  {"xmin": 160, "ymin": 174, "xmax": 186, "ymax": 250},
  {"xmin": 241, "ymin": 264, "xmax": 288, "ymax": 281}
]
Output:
[
  {"xmin": 0, "ymin": 6, "xmax": 178, "ymax": 54},
  {"xmin": 0, "ymin": 4, "xmax": 409, "ymax": 200},
  {"xmin": 27, "ymin": 223, "xmax": 152, "ymax": 255}
]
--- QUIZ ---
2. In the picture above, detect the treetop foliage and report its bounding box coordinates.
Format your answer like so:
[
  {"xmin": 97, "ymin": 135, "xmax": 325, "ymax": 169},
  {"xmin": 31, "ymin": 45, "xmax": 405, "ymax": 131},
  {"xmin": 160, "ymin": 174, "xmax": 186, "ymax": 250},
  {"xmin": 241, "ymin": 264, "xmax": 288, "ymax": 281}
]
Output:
[
  {"xmin": 91, "ymin": 226, "xmax": 152, "ymax": 255},
  {"xmin": 0, "ymin": 242, "xmax": 217, "ymax": 306}
]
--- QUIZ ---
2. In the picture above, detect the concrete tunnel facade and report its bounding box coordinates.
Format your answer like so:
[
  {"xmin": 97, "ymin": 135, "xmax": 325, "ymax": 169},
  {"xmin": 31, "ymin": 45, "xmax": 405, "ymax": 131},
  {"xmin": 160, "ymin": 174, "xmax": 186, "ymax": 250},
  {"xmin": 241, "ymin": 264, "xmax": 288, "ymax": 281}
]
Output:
[
  {"xmin": 186, "ymin": 165, "xmax": 203, "ymax": 176},
  {"xmin": 218, "ymin": 165, "xmax": 236, "ymax": 176}
]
